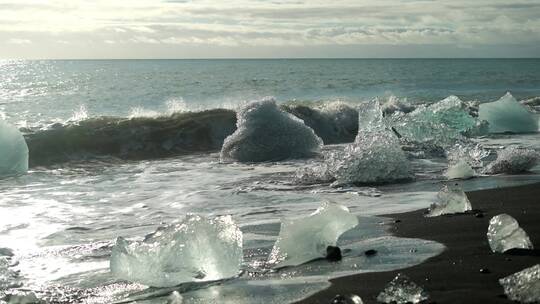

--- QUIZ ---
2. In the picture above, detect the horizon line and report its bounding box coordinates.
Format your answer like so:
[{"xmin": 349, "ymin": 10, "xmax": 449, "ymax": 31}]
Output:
[{"xmin": 2, "ymin": 57, "xmax": 540, "ymax": 61}]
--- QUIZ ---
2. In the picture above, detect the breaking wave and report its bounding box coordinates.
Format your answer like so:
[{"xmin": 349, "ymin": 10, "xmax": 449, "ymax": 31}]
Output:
[{"xmin": 19, "ymin": 94, "xmax": 540, "ymax": 167}]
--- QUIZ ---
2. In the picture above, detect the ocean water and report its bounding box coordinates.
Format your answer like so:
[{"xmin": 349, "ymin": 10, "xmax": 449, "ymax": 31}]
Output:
[{"xmin": 0, "ymin": 59, "xmax": 539, "ymax": 303}]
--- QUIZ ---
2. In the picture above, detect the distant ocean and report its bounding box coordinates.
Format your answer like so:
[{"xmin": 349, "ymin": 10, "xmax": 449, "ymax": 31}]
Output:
[{"xmin": 0, "ymin": 58, "xmax": 539, "ymax": 304}]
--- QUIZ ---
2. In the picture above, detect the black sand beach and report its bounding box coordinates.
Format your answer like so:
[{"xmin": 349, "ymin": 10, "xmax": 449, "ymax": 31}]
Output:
[{"xmin": 299, "ymin": 182, "xmax": 540, "ymax": 304}]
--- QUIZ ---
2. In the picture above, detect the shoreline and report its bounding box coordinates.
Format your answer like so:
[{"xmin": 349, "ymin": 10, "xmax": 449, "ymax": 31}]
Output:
[{"xmin": 297, "ymin": 182, "xmax": 540, "ymax": 304}]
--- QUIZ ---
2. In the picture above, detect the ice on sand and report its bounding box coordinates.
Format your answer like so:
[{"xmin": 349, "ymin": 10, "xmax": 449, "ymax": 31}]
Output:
[
  {"xmin": 499, "ymin": 264, "xmax": 540, "ymax": 304},
  {"xmin": 220, "ymin": 98, "xmax": 322, "ymax": 162},
  {"xmin": 479, "ymin": 93, "xmax": 538, "ymax": 133},
  {"xmin": 426, "ymin": 185, "xmax": 472, "ymax": 217},
  {"xmin": 376, "ymin": 273, "xmax": 429, "ymax": 304},
  {"xmin": 445, "ymin": 160, "xmax": 475, "ymax": 180},
  {"xmin": 268, "ymin": 202, "xmax": 358, "ymax": 267},
  {"xmin": 487, "ymin": 214, "xmax": 533, "ymax": 253},
  {"xmin": 110, "ymin": 214, "xmax": 243, "ymax": 287},
  {"xmin": 0, "ymin": 119, "xmax": 28, "ymax": 177}
]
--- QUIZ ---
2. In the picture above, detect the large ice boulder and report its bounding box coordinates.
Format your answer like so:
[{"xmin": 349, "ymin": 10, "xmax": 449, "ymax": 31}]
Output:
[
  {"xmin": 268, "ymin": 202, "xmax": 358, "ymax": 267},
  {"xmin": 110, "ymin": 214, "xmax": 243, "ymax": 287},
  {"xmin": 487, "ymin": 214, "xmax": 533, "ymax": 253},
  {"xmin": 479, "ymin": 93, "xmax": 538, "ymax": 133},
  {"xmin": 499, "ymin": 264, "xmax": 540, "ymax": 303},
  {"xmin": 0, "ymin": 119, "xmax": 28, "ymax": 177},
  {"xmin": 483, "ymin": 146, "xmax": 539, "ymax": 175},
  {"xmin": 389, "ymin": 96, "xmax": 487, "ymax": 148},
  {"xmin": 426, "ymin": 185, "xmax": 472, "ymax": 217},
  {"xmin": 376, "ymin": 273, "xmax": 429, "ymax": 304},
  {"xmin": 220, "ymin": 98, "xmax": 322, "ymax": 162}
]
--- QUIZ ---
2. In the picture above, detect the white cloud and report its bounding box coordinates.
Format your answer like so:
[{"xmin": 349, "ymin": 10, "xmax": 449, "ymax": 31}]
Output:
[
  {"xmin": 6, "ymin": 38, "xmax": 32, "ymax": 44},
  {"xmin": 0, "ymin": 0, "xmax": 539, "ymax": 57}
]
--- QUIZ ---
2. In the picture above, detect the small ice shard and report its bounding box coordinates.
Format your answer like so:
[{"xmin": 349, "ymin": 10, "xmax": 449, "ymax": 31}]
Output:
[
  {"xmin": 483, "ymin": 146, "xmax": 539, "ymax": 175},
  {"xmin": 358, "ymin": 99, "xmax": 385, "ymax": 132},
  {"xmin": 447, "ymin": 143, "xmax": 490, "ymax": 169},
  {"xmin": 268, "ymin": 202, "xmax": 358, "ymax": 267},
  {"xmin": 110, "ymin": 214, "xmax": 243, "ymax": 287},
  {"xmin": 0, "ymin": 119, "xmax": 28, "ymax": 177},
  {"xmin": 479, "ymin": 93, "xmax": 538, "ymax": 133},
  {"xmin": 376, "ymin": 273, "xmax": 429, "ymax": 304},
  {"xmin": 426, "ymin": 185, "xmax": 472, "ymax": 217},
  {"xmin": 445, "ymin": 159, "xmax": 475, "ymax": 180},
  {"xmin": 487, "ymin": 214, "xmax": 533, "ymax": 253},
  {"xmin": 167, "ymin": 291, "xmax": 183, "ymax": 304},
  {"xmin": 220, "ymin": 98, "xmax": 322, "ymax": 162},
  {"xmin": 499, "ymin": 264, "xmax": 540, "ymax": 303}
]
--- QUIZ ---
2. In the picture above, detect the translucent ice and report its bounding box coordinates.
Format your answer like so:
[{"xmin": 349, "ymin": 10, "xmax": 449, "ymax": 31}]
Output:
[
  {"xmin": 332, "ymin": 128, "xmax": 413, "ymax": 185},
  {"xmin": 329, "ymin": 100, "xmax": 413, "ymax": 184},
  {"xmin": 381, "ymin": 96, "xmax": 415, "ymax": 116},
  {"xmin": 268, "ymin": 202, "xmax": 358, "ymax": 267},
  {"xmin": 167, "ymin": 291, "xmax": 183, "ymax": 304},
  {"xmin": 479, "ymin": 93, "xmax": 538, "ymax": 133},
  {"xmin": 445, "ymin": 160, "xmax": 475, "ymax": 180},
  {"xmin": 483, "ymin": 146, "xmax": 539, "ymax": 175},
  {"xmin": 295, "ymin": 101, "xmax": 412, "ymax": 185},
  {"xmin": 499, "ymin": 264, "xmax": 540, "ymax": 303},
  {"xmin": 426, "ymin": 185, "xmax": 472, "ymax": 217},
  {"xmin": 389, "ymin": 96, "xmax": 487, "ymax": 148},
  {"xmin": 446, "ymin": 143, "xmax": 490, "ymax": 169},
  {"xmin": 220, "ymin": 98, "xmax": 322, "ymax": 162},
  {"xmin": 487, "ymin": 214, "xmax": 533, "ymax": 253},
  {"xmin": 376, "ymin": 273, "xmax": 429, "ymax": 304},
  {"xmin": 0, "ymin": 119, "xmax": 28, "ymax": 177},
  {"xmin": 110, "ymin": 214, "xmax": 243, "ymax": 287}
]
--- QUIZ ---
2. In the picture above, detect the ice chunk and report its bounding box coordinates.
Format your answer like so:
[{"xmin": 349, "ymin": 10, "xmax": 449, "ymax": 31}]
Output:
[
  {"xmin": 499, "ymin": 264, "xmax": 540, "ymax": 303},
  {"xmin": 447, "ymin": 143, "xmax": 490, "ymax": 169},
  {"xmin": 268, "ymin": 202, "xmax": 358, "ymax": 267},
  {"xmin": 445, "ymin": 160, "xmax": 475, "ymax": 180},
  {"xmin": 220, "ymin": 98, "xmax": 322, "ymax": 162},
  {"xmin": 0, "ymin": 119, "xmax": 28, "ymax": 177},
  {"xmin": 487, "ymin": 214, "xmax": 533, "ymax": 253},
  {"xmin": 296, "ymin": 101, "xmax": 412, "ymax": 185},
  {"xmin": 332, "ymin": 128, "xmax": 413, "ymax": 185},
  {"xmin": 426, "ymin": 185, "xmax": 472, "ymax": 217},
  {"xmin": 376, "ymin": 273, "xmax": 429, "ymax": 304},
  {"xmin": 389, "ymin": 96, "xmax": 487, "ymax": 148},
  {"xmin": 479, "ymin": 93, "xmax": 538, "ymax": 133},
  {"xmin": 3, "ymin": 291, "xmax": 43, "ymax": 304},
  {"xmin": 110, "ymin": 214, "xmax": 243, "ymax": 287},
  {"xmin": 483, "ymin": 146, "xmax": 539, "ymax": 175}
]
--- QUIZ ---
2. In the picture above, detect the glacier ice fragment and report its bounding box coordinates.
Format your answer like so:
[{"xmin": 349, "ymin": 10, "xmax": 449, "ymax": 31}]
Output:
[
  {"xmin": 389, "ymin": 95, "xmax": 487, "ymax": 148},
  {"xmin": 0, "ymin": 119, "xmax": 28, "ymax": 177},
  {"xmin": 445, "ymin": 160, "xmax": 474, "ymax": 180},
  {"xmin": 110, "ymin": 214, "xmax": 243, "ymax": 287},
  {"xmin": 376, "ymin": 273, "xmax": 429, "ymax": 304},
  {"xmin": 487, "ymin": 214, "xmax": 533, "ymax": 253},
  {"xmin": 479, "ymin": 93, "xmax": 538, "ymax": 133},
  {"xmin": 483, "ymin": 146, "xmax": 539, "ymax": 175},
  {"xmin": 268, "ymin": 202, "xmax": 358, "ymax": 267},
  {"xmin": 499, "ymin": 264, "xmax": 540, "ymax": 303},
  {"xmin": 426, "ymin": 185, "xmax": 472, "ymax": 217},
  {"xmin": 381, "ymin": 96, "xmax": 415, "ymax": 116},
  {"xmin": 220, "ymin": 98, "xmax": 322, "ymax": 162}
]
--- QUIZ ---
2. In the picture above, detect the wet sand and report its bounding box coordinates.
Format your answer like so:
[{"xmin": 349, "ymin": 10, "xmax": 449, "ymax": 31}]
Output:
[{"xmin": 298, "ymin": 182, "xmax": 540, "ymax": 304}]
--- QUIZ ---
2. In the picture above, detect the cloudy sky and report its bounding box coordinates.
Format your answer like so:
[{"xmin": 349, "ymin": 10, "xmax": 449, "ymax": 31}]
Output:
[{"xmin": 1, "ymin": 0, "xmax": 539, "ymax": 58}]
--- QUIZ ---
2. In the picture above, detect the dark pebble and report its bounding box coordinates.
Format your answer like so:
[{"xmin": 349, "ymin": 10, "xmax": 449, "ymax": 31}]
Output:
[
  {"xmin": 326, "ymin": 246, "xmax": 342, "ymax": 261},
  {"xmin": 364, "ymin": 249, "xmax": 377, "ymax": 256},
  {"xmin": 330, "ymin": 294, "xmax": 348, "ymax": 304},
  {"xmin": 480, "ymin": 268, "xmax": 490, "ymax": 274},
  {"xmin": 475, "ymin": 212, "xmax": 484, "ymax": 218},
  {"xmin": 394, "ymin": 219, "xmax": 401, "ymax": 223}
]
